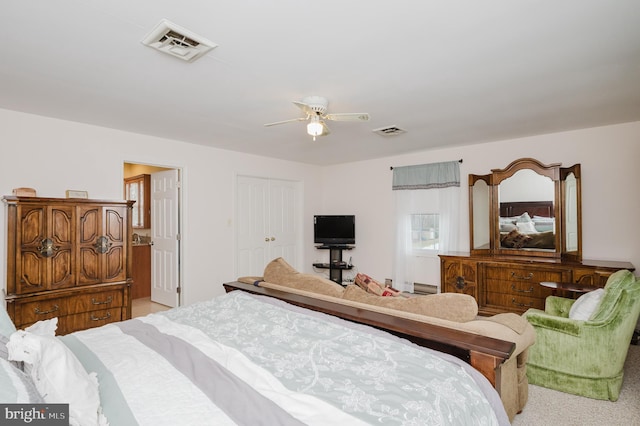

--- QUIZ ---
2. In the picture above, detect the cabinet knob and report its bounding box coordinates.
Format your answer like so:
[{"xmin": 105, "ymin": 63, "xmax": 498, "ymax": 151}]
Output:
[
  {"xmin": 94, "ymin": 236, "xmax": 112, "ymax": 254},
  {"xmin": 38, "ymin": 238, "xmax": 59, "ymax": 258},
  {"xmin": 265, "ymin": 237, "xmax": 270, "ymax": 242},
  {"xmin": 455, "ymin": 276, "xmax": 466, "ymax": 290},
  {"xmin": 270, "ymin": 237, "xmax": 276, "ymax": 241}
]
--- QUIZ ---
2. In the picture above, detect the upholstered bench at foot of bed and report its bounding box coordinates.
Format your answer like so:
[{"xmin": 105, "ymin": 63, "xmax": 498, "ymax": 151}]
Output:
[{"xmin": 235, "ymin": 258, "xmax": 535, "ymax": 421}]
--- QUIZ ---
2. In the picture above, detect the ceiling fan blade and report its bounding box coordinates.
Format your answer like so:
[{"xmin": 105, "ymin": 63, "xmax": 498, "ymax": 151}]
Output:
[
  {"xmin": 264, "ymin": 117, "xmax": 307, "ymax": 127},
  {"xmin": 324, "ymin": 112, "xmax": 370, "ymax": 122},
  {"xmin": 292, "ymin": 101, "xmax": 317, "ymax": 116}
]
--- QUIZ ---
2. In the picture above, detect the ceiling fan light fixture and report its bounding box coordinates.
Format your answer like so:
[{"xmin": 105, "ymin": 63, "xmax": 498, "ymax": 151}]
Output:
[{"xmin": 307, "ymin": 120, "xmax": 323, "ymax": 140}]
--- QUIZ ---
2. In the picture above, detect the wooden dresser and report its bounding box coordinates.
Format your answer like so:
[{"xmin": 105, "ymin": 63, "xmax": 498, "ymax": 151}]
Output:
[
  {"xmin": 3, "ymin": 196, "xmax": 134, "ymax": 334},
  {"xmin": 443, "ymin": 158, "xmax": 636, "ymax": 316},
  {"xmin": 440, "ymin": 253, "xmax": 635, "ymax": 316}
]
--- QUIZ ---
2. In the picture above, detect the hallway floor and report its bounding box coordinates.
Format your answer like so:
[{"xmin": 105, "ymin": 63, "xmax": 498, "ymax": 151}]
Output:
[{"xmin": 131, "ymin": 297, "xmax": 171, "ymax": 318}]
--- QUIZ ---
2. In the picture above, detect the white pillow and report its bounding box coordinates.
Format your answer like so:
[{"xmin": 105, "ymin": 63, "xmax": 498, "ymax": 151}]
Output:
[
  {"xmin": 7, "ymin": 330, "xmax": 107, "ymax": 426},
  {"xmin": 569, "ymin": 288, "xmax": 605, "ymax": 320},
  {"xmin": 516, "ymin": 221, "xmax": 538, "ymax": 234}
]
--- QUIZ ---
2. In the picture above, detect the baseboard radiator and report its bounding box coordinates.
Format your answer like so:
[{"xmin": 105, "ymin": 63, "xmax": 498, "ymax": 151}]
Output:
[{"xmin": 413, "ymin": 282, "xmax": 438, "ymax": 295}]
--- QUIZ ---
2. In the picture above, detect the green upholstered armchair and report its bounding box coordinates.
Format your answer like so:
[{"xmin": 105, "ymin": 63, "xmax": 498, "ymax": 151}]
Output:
[{"xmin": 522, "ymin": 269, "xmax": 640, "ymax": 400}]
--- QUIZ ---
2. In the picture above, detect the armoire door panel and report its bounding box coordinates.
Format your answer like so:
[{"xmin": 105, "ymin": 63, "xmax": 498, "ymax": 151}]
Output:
[
  {"xmin": 18, "ymin": 250, "xmax": 46, "ymax": 293},
  {"xmin": 50, "ymin": 249, "xmax": 74, "ymax": 289},
  {"xmin": 79, "ymin": 247, "xmax": 101, "ymax": 284},
  {"xmin": 104, "ymin": 208, "xmax": 125, "ymax": 243},
  {"xmin": 50, "ymin": 206, "xmax": 74, "ymax": 245},
  {"xmin": 104, "ymin": 246, "xmax": 126, "ymax": 281},
  {"xmin": 19, "ymin": 207, "xmax": 45, "ymax": 246},
  {"xmin": 78, "ymin": 207, "xmax": 100, "ymax": 243}
]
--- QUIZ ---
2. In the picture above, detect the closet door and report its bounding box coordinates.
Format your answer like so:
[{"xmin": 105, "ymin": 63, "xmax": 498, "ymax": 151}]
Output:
[
  {"xmin": 236, "ymin": 176, "xmax": 299, "ymax": 277},
  {"xmin": 268, "ymin": 180, "xmax": 298, "ymax": 263}
]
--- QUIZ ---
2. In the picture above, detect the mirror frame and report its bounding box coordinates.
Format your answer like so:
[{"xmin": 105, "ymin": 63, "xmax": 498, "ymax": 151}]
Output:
[{"xmin": 469, "ymin": 158, "xmax": 582, "ymax": 260}]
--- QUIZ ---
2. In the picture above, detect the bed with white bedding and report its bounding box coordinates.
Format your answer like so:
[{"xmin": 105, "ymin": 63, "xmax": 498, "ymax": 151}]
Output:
[{"xmin": 2, "ymin": 291, "xmax": 509, "ymax": 426}]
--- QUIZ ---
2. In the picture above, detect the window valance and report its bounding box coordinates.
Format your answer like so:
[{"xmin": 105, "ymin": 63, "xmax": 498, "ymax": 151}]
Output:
[{"xmin": 392, "ymin": 160, "xmax": 460, "ymax": 190}]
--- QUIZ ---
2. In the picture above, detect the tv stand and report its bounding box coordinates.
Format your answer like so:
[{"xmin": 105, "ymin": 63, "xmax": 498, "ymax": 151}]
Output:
[{"xmin": 314, "ymin": 245, "xmax": 353, "ymax": 284}]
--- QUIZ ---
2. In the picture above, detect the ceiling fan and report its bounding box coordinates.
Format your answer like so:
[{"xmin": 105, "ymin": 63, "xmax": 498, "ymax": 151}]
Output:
[{"xmin": 264, "ymin": 96, "xmax": 370, "ymax": 141}]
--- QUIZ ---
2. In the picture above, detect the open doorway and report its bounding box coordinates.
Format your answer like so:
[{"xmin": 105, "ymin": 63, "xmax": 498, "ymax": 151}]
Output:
[{"xmin": 124, "ymin": 162, "xmax": 182, "ymax": 308}]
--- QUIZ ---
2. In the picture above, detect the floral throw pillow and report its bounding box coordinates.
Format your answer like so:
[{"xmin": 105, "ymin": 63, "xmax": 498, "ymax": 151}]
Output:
[{"xmin": 354, "ymin": 273, "xmax": 403, "ymax": 297}]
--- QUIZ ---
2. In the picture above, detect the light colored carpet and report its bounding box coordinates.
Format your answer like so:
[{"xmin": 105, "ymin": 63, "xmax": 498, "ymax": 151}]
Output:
[{"xmin": 512, "ymin": 344, "xmax": 640, "ymax": 425}]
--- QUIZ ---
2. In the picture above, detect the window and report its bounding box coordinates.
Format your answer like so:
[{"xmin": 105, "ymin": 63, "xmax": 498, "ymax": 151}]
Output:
[{"xmin": 411, "ymin": 213, "xmax": 439, "ymax": 251}]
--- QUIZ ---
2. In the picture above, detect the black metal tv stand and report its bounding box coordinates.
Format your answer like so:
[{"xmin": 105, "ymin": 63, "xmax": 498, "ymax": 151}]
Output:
[{"xmin": 313, "ymin": 245, "xmax": 353, "ymax": 284}]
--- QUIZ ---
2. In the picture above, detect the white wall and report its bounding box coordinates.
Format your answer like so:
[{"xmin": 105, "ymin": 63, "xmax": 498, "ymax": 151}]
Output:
[
  {"xmin": 2, "ymin": 109, "xmax": 638, "ymax": 302},
  {"xmin": 0, "ymin": 108, "xmax": 324, "ymax": 305},
  {"xmin": 320, "ymin": 121, "xmax": 640, "ymax": 286}
]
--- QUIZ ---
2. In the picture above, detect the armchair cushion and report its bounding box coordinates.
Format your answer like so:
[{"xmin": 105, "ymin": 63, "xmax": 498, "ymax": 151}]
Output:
[
  {"xmin": 568, "ymin": 288, "xmax": 605, "ymax": 320},
  {"xmin": 590, "ymin": 269, "xmax": 637, "ymax": 322}
]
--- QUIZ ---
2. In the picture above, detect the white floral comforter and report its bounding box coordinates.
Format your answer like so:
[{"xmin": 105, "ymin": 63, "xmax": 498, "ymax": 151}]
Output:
[{"xmin": 64, "ymin": 291, "xmax": 507, "ymax": 425}]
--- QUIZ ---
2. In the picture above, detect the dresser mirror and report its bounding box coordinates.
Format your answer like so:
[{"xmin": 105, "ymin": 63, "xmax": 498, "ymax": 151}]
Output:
[{"xmin": 469, "ymin": 158, "xmax": 582, "ymax": 260}]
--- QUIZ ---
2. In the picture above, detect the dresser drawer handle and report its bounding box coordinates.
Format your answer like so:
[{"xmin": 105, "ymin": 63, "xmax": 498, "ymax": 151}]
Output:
[
  {"xmin": 512, "ymin": 298, "xmax": 533, "ymax": 308},
  {"xmin": 511, "ymin": 284, "xmax": 534, "ymax": 293},
  {"xmin": 34, "ymin": 305, "xmax": 59, "ymax": 315},
  {"xmin": 511, "ymin": 272, "xmax": 534, "ymax": 280},
  {"xmin": 91, "ymin": 296, "xmax": 113, "ymax": 305},
  {"xmin": 91, "ymin": 312, "xmax": 112, "ymax": 321},
  {"xmin": 455, "ymin": 276, "xmax": 466, "ymax": 290}
]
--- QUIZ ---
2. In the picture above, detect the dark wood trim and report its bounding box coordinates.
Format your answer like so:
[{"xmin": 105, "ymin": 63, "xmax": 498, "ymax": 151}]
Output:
[{"xmin": 223, "ymin": 281, "xmax": 515, "ymax": 390}]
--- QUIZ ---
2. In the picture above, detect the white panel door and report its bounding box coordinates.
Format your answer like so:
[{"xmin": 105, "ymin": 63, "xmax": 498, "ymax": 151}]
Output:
[
  {"xmin": 236, "ymin": 176, "xmax": 269, "ymax": 277},
  {"xmin": 151, "ymin": 169, "xmax": 180, "ymax": 307},
  {"xmin": 236, "ymin": 176, "xmax": 299, "ymax": 277},
  {"xmin": 268, "ymin": 179, "xmax": 298, "ymax": 265}
]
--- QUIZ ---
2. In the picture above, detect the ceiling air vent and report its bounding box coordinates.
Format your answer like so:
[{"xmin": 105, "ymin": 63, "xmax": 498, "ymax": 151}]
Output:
[
  {"xmin": 141, "ymin": 19, "xmax": 217, "ymax": 62},
  {"xmin": 373, "ymin": 126, "xmax": 407, "ymax": 136}
]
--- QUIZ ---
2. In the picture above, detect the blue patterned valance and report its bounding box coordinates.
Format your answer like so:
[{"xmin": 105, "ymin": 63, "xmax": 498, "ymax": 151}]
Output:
[{"xmin": 392, "ymin": 161, "xmax": 460, "ymax": 190}]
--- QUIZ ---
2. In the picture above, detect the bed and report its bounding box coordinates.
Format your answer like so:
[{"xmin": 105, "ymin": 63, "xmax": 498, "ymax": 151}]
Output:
[
  {"xmin": 1, "ymin": 290, "xmax": 510, "ymax": 426},
  {"xmin": 499, "ymin": 201, "xmax": 556, "ymax": 249}
]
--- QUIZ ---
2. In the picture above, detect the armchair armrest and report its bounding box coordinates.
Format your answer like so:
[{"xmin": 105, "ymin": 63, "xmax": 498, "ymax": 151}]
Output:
[
  {"xmin": 544, "ymin": 295, "xmax": 575, "ymax": 317},
  {"xmin": 523, "ymin": 309, "xmax": 582, "ymax": 337}
]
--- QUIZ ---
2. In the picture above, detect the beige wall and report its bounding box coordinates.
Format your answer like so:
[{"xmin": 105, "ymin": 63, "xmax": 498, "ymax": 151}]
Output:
[
  {"xmin": 0, "ymin": 108, "xmax": 324, "ymax": 305},
  {"xmin": 1, "ymin": 107, "xmax": 638, "ymax": 303},
  {"xmin": 320, "ymin": 121, "xmax": 640, "ymax": 286}
]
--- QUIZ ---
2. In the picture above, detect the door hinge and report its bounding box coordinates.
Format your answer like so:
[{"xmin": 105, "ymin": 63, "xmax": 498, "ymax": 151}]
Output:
[
  {"xmin": 176, "ymin": 286, "xmax": 181, "ymax": 294},
  {"xmin": 176, "ymin": 233, "xmax": 181, "ymax": 241}
]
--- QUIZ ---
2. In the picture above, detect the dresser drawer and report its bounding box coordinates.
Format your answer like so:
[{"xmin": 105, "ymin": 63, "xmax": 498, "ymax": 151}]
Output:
[
  {"xmin": 485, "ymin": 292, "xmax": 546, "ymax": 313},
  {"xmin": 13, "ymin": 288, "xmax": 124, "ymax": 326},
  {"xmin": 56, "ymin": 308, "xmax": 123, "ymax": 335},
  {"xmin": 484, "ymin": 264, "xmax": 566, "ymax": 284},
  {"xmin": 485, "ymin": 278, "xmax": 555, "ymax": 299}
]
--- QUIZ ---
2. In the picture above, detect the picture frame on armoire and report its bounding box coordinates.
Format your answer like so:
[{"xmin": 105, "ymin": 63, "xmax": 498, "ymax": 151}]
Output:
[{"xmin": 65, "ymin": 190, "xmax": 88, "ymax": 199}]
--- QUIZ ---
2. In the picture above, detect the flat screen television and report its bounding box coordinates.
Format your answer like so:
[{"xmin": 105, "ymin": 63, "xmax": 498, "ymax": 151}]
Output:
[{"xmin": 314, "ymin": 215, "xmax": 355, "ymax": 246}]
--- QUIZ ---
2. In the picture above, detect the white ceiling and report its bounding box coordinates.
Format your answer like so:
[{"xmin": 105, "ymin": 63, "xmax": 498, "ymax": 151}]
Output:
[{"xmin": 2, "ymin": 1, "xmax": 639, "ymax": 165}]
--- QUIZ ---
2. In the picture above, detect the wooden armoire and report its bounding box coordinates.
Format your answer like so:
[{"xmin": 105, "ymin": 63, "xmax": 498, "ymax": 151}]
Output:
[{"xmin": 3, "ymin": 196, "xmax": 134, "ymax": 335}]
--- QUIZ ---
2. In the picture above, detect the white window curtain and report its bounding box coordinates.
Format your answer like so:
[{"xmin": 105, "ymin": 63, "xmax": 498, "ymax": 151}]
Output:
[{"xmin": 392, "ymin": 161, "xmax": 461, "ymax": 292}]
